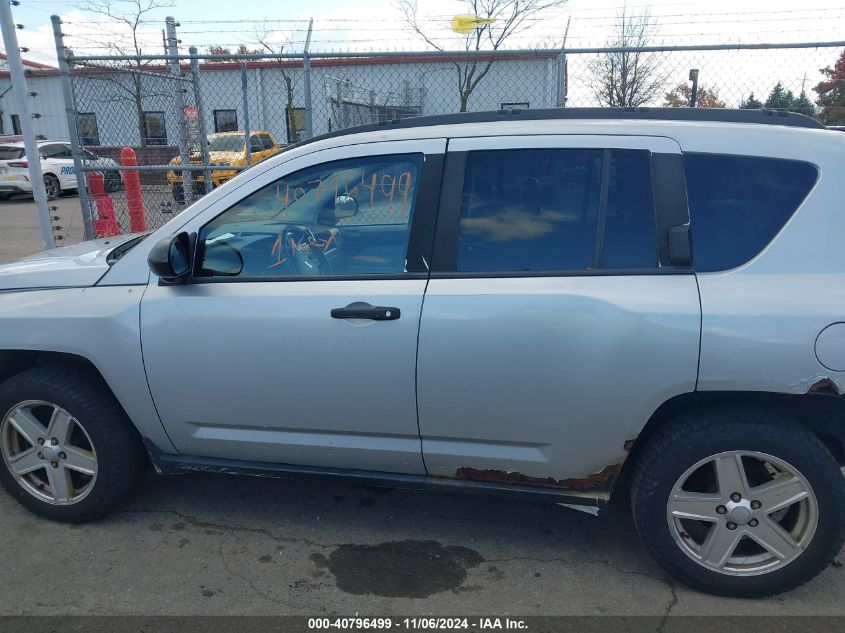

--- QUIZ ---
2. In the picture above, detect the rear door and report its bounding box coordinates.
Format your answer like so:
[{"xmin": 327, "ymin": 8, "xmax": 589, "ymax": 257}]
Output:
[{"xmin": 417, "ymin": 135, "xmax": 701, "ymax": 489}]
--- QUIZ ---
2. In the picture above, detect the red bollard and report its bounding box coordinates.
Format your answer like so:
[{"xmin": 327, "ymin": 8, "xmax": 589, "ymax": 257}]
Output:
[
  {"xmin": 87, "ymin": 171, "xmax": 121, "ymax": 238},
  {"xmin": 120, "ymin": 147, "xmax": 147, "ymax": 233}
]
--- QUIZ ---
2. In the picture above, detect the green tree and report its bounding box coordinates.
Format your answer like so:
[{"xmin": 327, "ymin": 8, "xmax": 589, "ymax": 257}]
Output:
[
  {"xmin": 813, "ymin": 49, "xmax": 845, "ymax": 124},
  {"xmin": 792, "ymin": 90, "xmax": 816, "ymax": 118},
  {"xmin": 739, "ymin": 93, "xmax": 763, "ymax": 109},
  {"xmin": 764, "ymin": 82, "xmax": 795, "ymax": 111}
]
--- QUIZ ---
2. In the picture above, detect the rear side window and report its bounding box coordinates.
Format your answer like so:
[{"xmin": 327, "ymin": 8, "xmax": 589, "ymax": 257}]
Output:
[
  {"xmin": 684, "ymin": 153, "xmax": 817, "ymax": 272},
  {"xmin": 456, "ymin": 148, "xmax": 657, "ymax": 272}
]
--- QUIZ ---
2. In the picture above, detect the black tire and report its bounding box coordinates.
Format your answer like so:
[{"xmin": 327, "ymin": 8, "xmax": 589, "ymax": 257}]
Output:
[
  {"xmin": 0, "ymin": 193, "xmax": 12, "ymax": 201},
  {"xmin": 171, "ymin": 183, "xmax": 185, "ymax": 205},
  {"xmin": 0, "ymin": 364, "xmax": 146, "ymax": 523},
  {"xmin": 631, "ymin": 406, "xmax": 845, "ymax": 597},
  {"xmin": 43, "ymin": 174, "xmax": 60, "ymax": 201}
]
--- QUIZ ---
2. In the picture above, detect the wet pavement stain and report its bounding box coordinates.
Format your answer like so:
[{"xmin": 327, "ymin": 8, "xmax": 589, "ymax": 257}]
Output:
[{"xmin": 317, "ymin": 540, "xmax": 484, "ymax": 598}]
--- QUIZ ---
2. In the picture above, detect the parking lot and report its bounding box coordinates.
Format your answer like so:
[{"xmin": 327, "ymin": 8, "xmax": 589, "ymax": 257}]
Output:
[{"xmin": 2, "ymin": 197, "xmax": 845, "ymax": 621}]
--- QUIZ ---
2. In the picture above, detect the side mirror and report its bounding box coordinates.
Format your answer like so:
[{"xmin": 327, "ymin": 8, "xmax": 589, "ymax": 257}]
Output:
[
  {"xmin": 147, "ymin": 232, "xmax": 192, "ymax": 284},
  {"xmin": 335, "ymin": 194, "xmax": 358, "ymax": 218}
]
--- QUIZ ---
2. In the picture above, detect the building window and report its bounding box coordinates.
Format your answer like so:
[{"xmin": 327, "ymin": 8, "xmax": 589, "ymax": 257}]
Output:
[
  {"xmin": 11, "ymin": 114, "xmax": 21, "ymax": 135},
  {"xmin": 77, "ymin": 112, "xmax": 100, "ymax": 146},
  {"xmin": 213, "ymin": 109, "xmax": 238, "ymax": 133},
  {"xmin": 501, "ymin": 102, "xmax": 529, "ymax": 111},
  {"xmin": 285, "ymin": 107, "xmax": 306, "ymax": 143},
  {"xmin": 142, "ymin": 111, "xmax": 167, "ymax": 146}
]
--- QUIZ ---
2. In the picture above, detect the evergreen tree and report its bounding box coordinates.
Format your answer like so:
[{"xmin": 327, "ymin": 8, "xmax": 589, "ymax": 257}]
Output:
[
  {"xmin": 764, "ymin": 82, "xmax": 795, "ymax": 111},
  {"xmin": 740, "ymin": 93, "xmax": 763, "ymax": 109},
  {"xmin": 792, "ymin": 90, "xmax": 816, "ymax": 118}
]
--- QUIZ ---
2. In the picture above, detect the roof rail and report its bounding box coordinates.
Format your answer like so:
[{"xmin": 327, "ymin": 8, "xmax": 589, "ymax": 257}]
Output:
[{"xmin": 293, "ymin": 107, "xmax": 825, "ymax": 150}]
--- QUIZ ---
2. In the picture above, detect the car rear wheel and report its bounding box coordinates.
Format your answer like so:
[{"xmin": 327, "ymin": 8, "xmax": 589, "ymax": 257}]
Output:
[
  {"xmin": 631, "ymin": 406, "xmax": 845, "ymax": 597},
  {"xmin": 0, "ymin": 364, "xmax": 145, "ymax": 522},
  {"xmin": 43, "ymin": 174, "xmax": 60, "ymax": 201}
]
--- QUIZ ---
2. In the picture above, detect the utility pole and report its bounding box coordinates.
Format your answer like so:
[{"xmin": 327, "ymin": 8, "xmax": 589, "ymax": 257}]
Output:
[
  {"xmin": 555, "ymin": 16, "xmax": 571, "ymax": 107},
  {"xmin": 0, "ymin": 0, "xmax": 54, "ymax": 249},
  {"xmin": 689, "ymin": 69, "xmax": 700, "ymax": 108},
  {"xmin": 303, "ymin": 17, "xmax": 313, "ymax": 139},
  {"xmin": 52, "ymin": 15, "xmax": 93, "ymax": 241},
  {"xmin": 165, "ymin": 16, "xmax": 192, "ymax": 205}
]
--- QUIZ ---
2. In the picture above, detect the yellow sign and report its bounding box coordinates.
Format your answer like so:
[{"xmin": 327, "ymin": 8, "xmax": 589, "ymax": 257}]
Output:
[{"xmin": 450, "ymin": 15, "xmax": 496, "ymax": 34}]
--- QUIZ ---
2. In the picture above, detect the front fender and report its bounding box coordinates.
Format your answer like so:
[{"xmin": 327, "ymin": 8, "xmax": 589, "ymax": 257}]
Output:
[{"xmin": 0, "ymin": 285, "xmax": 176, "ymax": 453}]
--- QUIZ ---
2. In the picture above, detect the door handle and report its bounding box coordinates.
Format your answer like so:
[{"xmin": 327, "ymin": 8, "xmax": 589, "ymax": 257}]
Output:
[{"xmin": 331, "ymin": 302, "xmax": 400, "ymax": 321}]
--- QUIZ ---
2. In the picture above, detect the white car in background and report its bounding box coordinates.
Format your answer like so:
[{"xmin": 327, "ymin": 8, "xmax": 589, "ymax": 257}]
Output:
[{"xmin": 0, "ymin": 140, "xmax": 121, "ymax": 201}]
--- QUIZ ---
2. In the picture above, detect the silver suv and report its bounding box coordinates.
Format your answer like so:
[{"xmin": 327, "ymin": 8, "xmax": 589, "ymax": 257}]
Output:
[{"xmin": 1, "ymin": 108, "xmax": 843, "ymax": 597}]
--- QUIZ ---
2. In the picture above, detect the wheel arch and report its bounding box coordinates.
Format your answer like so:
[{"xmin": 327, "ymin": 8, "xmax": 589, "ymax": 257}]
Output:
[{"xmin": 612, "ymin": 390, "xmax": 845, "ymax": 505}]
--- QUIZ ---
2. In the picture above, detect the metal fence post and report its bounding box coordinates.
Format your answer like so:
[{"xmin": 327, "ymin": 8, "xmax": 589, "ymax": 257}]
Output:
[
  {"xmin": 51, "ymin": 15, "xmax": 93, "ymax": 241},
  {"xmin": 0, "ymin": 5, "xmax": 53, "ymax": 248},
  {"xmin": 240, "ymin": 65, "xmax": 252, "ymax": 167},
  {"xmin": 165, "ymin": 16, "xmax": 192, "ymax": 205},
  {"xmin": 189, "ymin": 46, "xmax": 212, "ymax": 195},
  {"xmin": 303, "ymin": 18, "xmax": 314, "ymax": 139}
]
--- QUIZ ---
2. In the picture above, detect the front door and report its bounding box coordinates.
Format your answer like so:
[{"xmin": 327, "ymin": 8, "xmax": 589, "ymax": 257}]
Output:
[
  {"xmin": 141, "ymin": 139, "xmax": 445, "ymax": 473},
  {"xmin": 417, "ymin": 135, "xmax": 702, "ymax": 488}
]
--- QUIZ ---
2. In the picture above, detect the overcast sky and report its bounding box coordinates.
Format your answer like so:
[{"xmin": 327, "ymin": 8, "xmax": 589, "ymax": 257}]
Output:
[{"xmin": 7, "ymin": 0, "xmax": 845, "ymax": 65}]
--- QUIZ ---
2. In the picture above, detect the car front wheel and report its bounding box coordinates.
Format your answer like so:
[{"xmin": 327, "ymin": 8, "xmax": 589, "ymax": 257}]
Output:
[
  {"xmin": 0, "ymin": 364, "xmax": 145, "ymax": 522},
  {"xmin": 631, "ymin": 406, "xmax": 845, "ymax": 597}
]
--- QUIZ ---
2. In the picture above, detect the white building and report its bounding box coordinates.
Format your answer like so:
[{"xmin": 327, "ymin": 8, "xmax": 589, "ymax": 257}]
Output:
[{"xmin": 0, "ymin": 51, "xmax": 561, "ymax": 149}]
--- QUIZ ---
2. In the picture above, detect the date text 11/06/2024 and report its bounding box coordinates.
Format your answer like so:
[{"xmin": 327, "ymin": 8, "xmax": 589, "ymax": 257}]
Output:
[{"xmin": 307, "ymin": 618, "xmax": 529, "ymax": 630}]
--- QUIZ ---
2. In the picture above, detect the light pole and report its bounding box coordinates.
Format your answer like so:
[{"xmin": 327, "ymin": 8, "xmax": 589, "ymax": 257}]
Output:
[{"xmin": 0, "ymin": 0, "xmax": 54, "ymax": 249}]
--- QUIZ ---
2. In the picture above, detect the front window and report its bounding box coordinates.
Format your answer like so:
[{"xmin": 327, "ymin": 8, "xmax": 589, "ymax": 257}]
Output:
[{"xmin": 197, "ymin": 153, "xmax": 424, "ymax": 278}]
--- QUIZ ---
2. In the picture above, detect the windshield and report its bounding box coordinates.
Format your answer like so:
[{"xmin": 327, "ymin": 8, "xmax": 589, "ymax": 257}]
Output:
[
  {"xmin": 208, "ymin": 135, "xmax": 245, "ymax": 152},
  {"xmin": 0, "ymin": 146, "xmax": 24, "ymax": 160}
]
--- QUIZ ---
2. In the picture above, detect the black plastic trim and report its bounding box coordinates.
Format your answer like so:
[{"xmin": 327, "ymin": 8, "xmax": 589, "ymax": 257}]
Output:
[
  {"xmin": 429, "ymin": 268, "xmax": 693, "ymax": 279},
  {"xmin": 430, "ymin": 150, "xmax": 466, "ymax": 273},
  {"xmin": 652, "ymin": 152, "xmax": 691, "ymax": 267},
  {"xmin": 405, "ymin": 152, "xmax": 444, "ymax": 273},
  {"xmin": 147, "ymin": 449, "xmax": 607, "ymax": 509}
]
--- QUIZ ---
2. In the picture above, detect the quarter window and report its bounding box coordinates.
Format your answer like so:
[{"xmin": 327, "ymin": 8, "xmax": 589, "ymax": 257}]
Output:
[
  {"xmin": 684, "ymin": 154, "xmax": 818, "ymax": 272},
  {"xmin": 456, "ymin": 148, "xmax": 657, "ymax": 272},
  {"xmin": 198, "ymin": 154, "xmax": 424, "ymax": 278}
]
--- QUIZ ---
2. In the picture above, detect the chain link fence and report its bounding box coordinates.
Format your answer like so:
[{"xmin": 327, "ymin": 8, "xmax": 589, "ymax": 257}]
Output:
[{"xmin": 58, "ymin": 33, "xmax": 845, "ymax": 240}]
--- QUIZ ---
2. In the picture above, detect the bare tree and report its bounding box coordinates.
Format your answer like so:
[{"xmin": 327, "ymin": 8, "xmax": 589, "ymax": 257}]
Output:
[
  {"xmin": 254, "ymin": 25, "xmax": 301, "ymax": 143},
  {"xmin": 80, "ymin": 0, "xmax": 174, "ymax": 146},
  {"xmin": 588, "ymin": 9, "xmax": 666, "ymax": 107},
  {"xmin": 398, "ymin": 0, "xmax": 567, "ymax": 112}
]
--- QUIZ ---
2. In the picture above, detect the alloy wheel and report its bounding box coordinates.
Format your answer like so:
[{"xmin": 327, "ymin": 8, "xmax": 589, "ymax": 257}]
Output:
[
  {"xmin": 0, "ymin": 400, "xmax": 98, "ymax": 505},
  {"xmin": 666, "ymin": 450, "xmax": 818, "ymax": 576}
]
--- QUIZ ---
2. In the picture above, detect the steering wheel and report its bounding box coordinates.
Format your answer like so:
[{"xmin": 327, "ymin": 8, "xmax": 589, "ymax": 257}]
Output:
[{"xmin": 282, "ymin": 225, "xmax": 332, "ymax": 275}]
